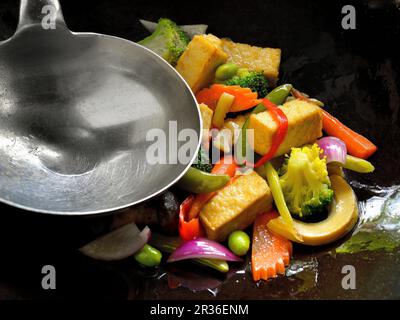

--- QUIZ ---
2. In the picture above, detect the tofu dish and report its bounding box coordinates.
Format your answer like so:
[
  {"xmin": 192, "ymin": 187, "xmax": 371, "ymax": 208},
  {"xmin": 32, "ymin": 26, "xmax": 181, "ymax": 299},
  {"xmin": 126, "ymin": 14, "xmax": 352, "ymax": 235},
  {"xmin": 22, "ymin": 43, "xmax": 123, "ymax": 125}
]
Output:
[{"xmin": 80, "ymin": 19, "xmax": 378, "ymax": 282}]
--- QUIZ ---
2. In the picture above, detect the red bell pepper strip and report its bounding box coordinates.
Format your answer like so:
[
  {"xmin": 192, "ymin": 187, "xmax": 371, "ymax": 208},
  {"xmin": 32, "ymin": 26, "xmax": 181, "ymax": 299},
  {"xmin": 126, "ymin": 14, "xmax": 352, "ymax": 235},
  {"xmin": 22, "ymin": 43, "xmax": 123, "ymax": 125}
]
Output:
[
  {"xmin": 211, "ymin": 155, "xmax": 238, "ymax": 177},
  {"xmin": 196, "ymin": 84, "xmax": 261, "ymax": 112},
  {"xmin": 179, "ymin": 195, "xmax": 204, "ymax": 241},
  {"xmin": 187, "ymin": 156, "xmax": 238, "ymax": 221},
  {"xmin": 250, "ymin": 98, "xmax": 289, "ymax": 168},
  {"xmin": 292, "ymin": 88, "xmax": 377, "ymax": 159}
]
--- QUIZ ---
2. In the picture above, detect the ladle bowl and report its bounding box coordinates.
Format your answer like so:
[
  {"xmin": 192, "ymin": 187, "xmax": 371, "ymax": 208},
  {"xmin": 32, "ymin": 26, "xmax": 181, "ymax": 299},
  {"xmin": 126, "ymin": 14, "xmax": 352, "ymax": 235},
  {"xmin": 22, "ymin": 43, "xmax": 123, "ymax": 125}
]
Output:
[{"xmin": 0, "ymin": 0, "xmax": 201, "ymax": 215}]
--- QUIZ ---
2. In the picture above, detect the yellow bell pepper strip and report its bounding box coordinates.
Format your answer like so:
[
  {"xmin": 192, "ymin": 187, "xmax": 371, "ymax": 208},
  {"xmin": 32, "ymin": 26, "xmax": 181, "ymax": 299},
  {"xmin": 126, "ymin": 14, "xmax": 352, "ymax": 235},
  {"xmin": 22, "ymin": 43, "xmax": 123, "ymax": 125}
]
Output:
[
  {"xmin": 212, "ymin": 92, "xmax": 235, "ymax": 128},
  {"xmin": 252, "ymin": 211, "xmax": 292, "ymax": 281},
  {"xmin": 178, "ymin": 167, "xmax": 230, "ymax": 194},
  {"xmin": 265, "ymin": 162, "xmax": 303, "ymax": 242},
  {"xmin": 344, "ymin": 155, "xmax": 375, "ymax": 173}
]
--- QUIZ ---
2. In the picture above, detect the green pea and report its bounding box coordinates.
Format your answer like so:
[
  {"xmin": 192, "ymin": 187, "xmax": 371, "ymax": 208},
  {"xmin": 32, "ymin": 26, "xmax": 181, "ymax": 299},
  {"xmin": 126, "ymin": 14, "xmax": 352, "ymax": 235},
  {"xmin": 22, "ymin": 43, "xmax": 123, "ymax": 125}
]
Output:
[
  {"xmin": 215, "ymin": 63, "xmax": 239, "ymax": 81},
  {"xmin": 228, "ymin": 231, "xmax": 250, "ymax": 256},
  {"xmin": 134, "ymin": 244, "xmax": 162, "ymax": 267}
]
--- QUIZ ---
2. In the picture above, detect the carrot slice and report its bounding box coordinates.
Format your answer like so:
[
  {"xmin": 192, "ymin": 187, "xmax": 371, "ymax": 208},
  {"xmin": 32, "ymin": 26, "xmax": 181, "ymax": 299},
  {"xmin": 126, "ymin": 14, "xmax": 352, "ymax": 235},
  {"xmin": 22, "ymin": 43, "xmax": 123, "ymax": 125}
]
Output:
[
  {"xmin": 196, "ymin": 84, "xmax": 261, "ymax": 112},
  {"xmin": 251, "ymin": 211, "xmax": 292, "ymax": 281},
  {"xmin": 187, "ymin": 156, "xmax": 238, "ymax": 220}
]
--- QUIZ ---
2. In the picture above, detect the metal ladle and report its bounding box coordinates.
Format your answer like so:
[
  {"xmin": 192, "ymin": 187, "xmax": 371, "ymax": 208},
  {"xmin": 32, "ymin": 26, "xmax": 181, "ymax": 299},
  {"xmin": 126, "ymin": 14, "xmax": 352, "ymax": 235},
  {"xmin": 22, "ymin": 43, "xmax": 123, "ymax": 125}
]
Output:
[{"xmin": 0, "ymin": 0, "xmax": 201, "ymax": 215}]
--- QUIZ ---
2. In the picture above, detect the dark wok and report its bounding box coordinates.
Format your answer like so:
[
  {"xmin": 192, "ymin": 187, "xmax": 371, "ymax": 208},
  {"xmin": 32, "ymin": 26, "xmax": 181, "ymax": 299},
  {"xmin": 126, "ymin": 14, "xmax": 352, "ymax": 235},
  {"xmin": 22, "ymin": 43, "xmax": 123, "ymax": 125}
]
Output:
[{"xmin": 0, "ymin": 0, "xmax": 399, "ymax": 299}]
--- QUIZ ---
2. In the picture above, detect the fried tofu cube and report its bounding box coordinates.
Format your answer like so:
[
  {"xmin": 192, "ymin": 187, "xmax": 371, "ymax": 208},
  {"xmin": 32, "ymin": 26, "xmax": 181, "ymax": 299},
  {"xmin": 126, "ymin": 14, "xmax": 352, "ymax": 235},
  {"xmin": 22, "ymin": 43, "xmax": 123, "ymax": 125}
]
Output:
[
  {"xmin": 199, "ymin": 103, "xmax": 213, "ymax": 146},
  {"xmin": 199, "ymin": 103, "xmax": 213, "ymax": 131},
  {"xmin": 200, "ymin": 171, "xmax": 273, "ymax": 241},
  {"xmin": 248, "ymin": 99, "xmax": 323, "ymax": 157},
  {"xmin": 221, "ymin": 39, "xmax": 281, "ymax": 84},
  {"xmin": 176, "ymin": 34, "xmax": 228, "ymax": 93}
]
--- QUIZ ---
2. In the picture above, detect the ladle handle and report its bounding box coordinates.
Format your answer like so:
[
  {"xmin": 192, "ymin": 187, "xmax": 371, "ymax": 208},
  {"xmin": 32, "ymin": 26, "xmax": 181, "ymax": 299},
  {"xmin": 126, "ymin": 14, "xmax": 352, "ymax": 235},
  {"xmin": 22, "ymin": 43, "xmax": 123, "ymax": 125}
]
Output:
[{"xmin": 17, "ymin": 0, "xmax": 66, "ymax": 31}]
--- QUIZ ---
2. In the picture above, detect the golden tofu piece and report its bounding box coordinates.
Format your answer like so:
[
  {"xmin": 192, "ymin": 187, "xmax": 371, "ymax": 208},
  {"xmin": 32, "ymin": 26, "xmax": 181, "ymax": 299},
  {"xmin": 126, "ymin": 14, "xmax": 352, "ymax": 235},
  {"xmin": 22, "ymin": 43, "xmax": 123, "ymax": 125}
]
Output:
[
  {"xmin": 176, "ymin": 34, "xmax": 228, "ymax": 93},
  {"xmin": 221, "ymin": 39, "xmax": 281, "ymax": 84},
  {"xmin": 199, "ymin": 103, "xmax": 213, "ymax": 131},
  {"xmin": 248, "ymin": 99, "xmax": 323, "ymax": 157},
  {"xmin": 200, "ymin": 171, "xmax": 273, "ymax": 241},
  {"xmin": 212, "ymin": 114, "xmax": 247, "ymax": 152},
  {"xmin": 199, "ymin": 103, "xmax": 213, "ymax": 146}
]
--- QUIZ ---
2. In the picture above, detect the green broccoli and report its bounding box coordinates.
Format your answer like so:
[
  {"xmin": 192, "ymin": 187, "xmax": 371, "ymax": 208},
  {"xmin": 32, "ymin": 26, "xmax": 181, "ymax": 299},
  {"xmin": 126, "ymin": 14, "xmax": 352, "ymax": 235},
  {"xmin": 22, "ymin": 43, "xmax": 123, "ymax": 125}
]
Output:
[
  {"xmin": 138, "ymin": 18, "xmax": 190, "ymax": 66},
  {"xmin": 191, "ymin": 147, "xmax": 212, "ymax": 173},
  {"xmin": 279, "ymin": 144, "xmax": 334, "ymax": 219},
  {"xmin": 225, "ymin": 69, "xmax": 269, "ymax": 98}
]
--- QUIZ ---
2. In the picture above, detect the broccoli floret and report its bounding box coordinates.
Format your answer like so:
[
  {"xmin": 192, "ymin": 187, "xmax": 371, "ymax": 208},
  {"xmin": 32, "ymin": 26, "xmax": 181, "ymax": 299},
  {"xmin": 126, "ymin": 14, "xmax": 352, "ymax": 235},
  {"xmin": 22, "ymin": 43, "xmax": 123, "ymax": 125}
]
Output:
[
  {"xmin": 279, "ymin": 144, "xmax": 334, "ymax": 219},
  {"xmin": 191, "ymin": 147, "xmax": 212, "ymax": 173},
  {"xmin": 225, "ymin": 69, "xmax": 269, "ymax": 98},
  {"xmin": 138, "ymin": 18, "xmax": 190, "ymax": 66}
]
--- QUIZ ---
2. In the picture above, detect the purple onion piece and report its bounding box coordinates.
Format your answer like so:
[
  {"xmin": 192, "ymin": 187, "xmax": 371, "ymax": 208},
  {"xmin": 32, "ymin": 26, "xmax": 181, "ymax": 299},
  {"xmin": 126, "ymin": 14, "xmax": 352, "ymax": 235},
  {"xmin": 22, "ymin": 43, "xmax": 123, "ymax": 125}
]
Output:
[
  {"xmin": 317, "ymin": 137, "xmax": 347, "ymax": 165},
  {"xmin": 167, "ymin": 237, "xmax": 242, "ymax": 263}
]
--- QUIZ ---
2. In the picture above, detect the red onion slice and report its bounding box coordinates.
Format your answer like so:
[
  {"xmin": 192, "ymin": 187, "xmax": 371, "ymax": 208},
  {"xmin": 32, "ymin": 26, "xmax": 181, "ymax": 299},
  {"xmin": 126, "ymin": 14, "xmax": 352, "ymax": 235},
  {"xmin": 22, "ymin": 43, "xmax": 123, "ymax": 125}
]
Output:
[
  {"xmin": 167, "ymin": 237, "xmax": 242, "ymax": 263},
  {"xmin": 317, "ymin": 137, "xmax": 347, "ymax": 165}
]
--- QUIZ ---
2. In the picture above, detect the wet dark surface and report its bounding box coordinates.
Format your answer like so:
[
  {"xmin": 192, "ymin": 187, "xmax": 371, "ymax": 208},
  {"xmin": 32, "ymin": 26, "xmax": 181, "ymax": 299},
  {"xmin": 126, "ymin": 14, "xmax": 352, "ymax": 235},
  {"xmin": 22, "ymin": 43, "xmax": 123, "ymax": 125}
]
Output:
[{"xmin": 0, "ymin": 0, "xmax": 399, "ymax": 299}]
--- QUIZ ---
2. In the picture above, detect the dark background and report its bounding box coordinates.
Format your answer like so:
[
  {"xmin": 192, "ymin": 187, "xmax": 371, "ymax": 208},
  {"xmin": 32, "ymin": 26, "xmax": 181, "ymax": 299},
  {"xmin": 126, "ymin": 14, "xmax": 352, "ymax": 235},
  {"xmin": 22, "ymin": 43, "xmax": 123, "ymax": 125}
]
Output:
[{"xmin": 0, "ymin": 0, "xmax": 399, "ymax": 299}]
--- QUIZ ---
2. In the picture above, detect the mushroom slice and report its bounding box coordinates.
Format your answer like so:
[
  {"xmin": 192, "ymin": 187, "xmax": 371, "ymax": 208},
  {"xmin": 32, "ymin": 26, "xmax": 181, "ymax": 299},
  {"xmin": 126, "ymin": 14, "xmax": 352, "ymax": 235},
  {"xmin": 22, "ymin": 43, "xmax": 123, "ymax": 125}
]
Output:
[{"xmin": 267, "ymin": 175, "xmax": 358, "ymax": 246}]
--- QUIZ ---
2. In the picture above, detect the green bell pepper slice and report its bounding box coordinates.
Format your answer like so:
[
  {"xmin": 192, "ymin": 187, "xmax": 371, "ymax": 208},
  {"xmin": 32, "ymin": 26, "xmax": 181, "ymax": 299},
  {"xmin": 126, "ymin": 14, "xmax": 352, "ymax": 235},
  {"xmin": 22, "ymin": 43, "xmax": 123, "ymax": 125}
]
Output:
[{"xmin": 178, "ymin": 167, "xmax": 230, "ymax": 193}]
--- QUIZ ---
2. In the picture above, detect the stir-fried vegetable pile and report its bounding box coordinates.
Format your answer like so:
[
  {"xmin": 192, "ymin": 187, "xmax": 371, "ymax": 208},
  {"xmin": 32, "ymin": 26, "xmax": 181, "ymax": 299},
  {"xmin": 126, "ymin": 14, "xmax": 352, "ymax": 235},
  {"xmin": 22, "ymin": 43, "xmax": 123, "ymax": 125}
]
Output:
[{"xmin": 79, "ymin": 18, "xmax": 377, "ymax": 284}]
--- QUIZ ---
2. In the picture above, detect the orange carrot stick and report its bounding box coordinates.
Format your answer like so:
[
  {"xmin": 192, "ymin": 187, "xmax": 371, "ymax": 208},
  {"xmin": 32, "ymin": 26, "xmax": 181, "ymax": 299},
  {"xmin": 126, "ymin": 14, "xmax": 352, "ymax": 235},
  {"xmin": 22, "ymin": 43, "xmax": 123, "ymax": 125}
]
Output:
[
  {"xmin": 321, "ymin": 110, "xmax": 377, "ymax": 159},
  {"xmin": 251, "ymin": 211, "xmax": 292, "ymax": 281},
  {"xmin": 291, "ymin": 88, "xmax": 377, "ymax": 159},
  {"xmin": 196, "ymin": 84, "xmax": 261, "ymax": 112}
]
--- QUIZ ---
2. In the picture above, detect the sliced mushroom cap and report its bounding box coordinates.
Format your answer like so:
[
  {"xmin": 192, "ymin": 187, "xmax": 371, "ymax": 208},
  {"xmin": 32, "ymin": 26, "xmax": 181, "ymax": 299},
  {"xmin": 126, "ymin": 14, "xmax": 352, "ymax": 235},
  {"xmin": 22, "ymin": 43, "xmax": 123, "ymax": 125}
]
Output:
[{"xmin": 267, "ymin": 175, "xmax": 358, "ymax": 246}]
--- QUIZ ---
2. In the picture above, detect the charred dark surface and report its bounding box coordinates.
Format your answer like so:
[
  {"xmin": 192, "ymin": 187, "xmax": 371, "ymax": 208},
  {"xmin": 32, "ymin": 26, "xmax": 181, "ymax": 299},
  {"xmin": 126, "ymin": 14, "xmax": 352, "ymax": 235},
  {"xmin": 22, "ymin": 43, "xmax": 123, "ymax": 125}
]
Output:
[{"xmin": 0, "ymin": 0, "xmax": 399, "ymax": 299}]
